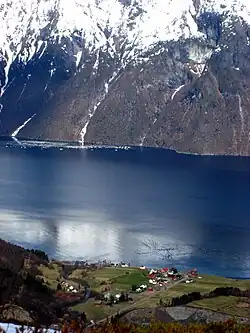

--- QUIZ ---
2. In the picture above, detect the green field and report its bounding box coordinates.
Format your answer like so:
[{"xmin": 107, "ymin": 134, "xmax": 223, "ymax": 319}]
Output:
[
  {"xmin": 113, "ymin": 271, "xmax": 148, "ymax": 285},
  {"xmin": 190, "ymin": 296, "xmax": 250, "ymax": 319},
  {"xmin": 37, "ymin": 265, "xmax": 250, "ymax": 297},
  {"xmin": 72, "ymin": 298, "xmax": 137, "ymax": 321},
  {"xmin": 37, "ymin": 264, "xmax": 148, "ymax": 292},
  {"xmin": 37, "ymin": 264, "xmax": 250, "ymax": 322},
  {"xmin": 72, "ymin": 299, "xmax": 107, "ymax": 320},
  {"xmin": 37, "ymin": 263, "xmax": 62, "ymax": 289},
  {"xmin": 72, "ymin": 273, "xmax": 250, "ymax": 321},
  {"xmin": 110, "ymin": 274, "xmax": 250, "ymax": 314},
  {"xmin": 87, "ymin": 267, "xmax": 147, "ymax": 280},
  {"xmin": 84, "ymin": 267, "xmax": 148, "ymax": 292},
  {"xmin": 138, "ymin": 274, "xmax": 250, "ymax": 314},
  {"xmin": 162, "ymin": 275, "xmax": 250, "ymax": 299},
  {"xmin": 70, "ymin": 267, "xmax": 149, "ymax": 320}
]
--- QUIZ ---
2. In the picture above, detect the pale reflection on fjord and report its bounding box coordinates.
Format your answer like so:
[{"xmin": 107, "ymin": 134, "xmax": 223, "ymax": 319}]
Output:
[{"xmin": 0, "ymin": 142, "xmax": 250, "ymax": 277}]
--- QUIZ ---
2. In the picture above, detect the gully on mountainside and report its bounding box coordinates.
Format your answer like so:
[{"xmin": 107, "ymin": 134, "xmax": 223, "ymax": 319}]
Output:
[{"xmin": 0, "ymin": 0, "xmax": 250, "ymax": 155}]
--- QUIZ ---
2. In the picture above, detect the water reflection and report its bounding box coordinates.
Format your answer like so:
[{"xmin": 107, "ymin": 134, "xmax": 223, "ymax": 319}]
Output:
[{"xmin": 0, "ymin": 143, "xmax": 249, "ymax": 277}]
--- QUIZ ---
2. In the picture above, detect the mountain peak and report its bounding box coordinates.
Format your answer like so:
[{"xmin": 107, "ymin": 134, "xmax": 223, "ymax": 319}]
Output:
[
  {"xmin": 1, "ymin": 0, "xmax": 250, "ymax": 69},
  {"xmin": 1, "ymin": 0, "xmax": 250, "ymax": 155}
]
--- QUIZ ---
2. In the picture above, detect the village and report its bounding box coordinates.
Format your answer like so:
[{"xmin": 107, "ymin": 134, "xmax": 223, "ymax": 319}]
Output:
[
  {"xmin": 34, "ymin": 259, "xmax": 250, "ymax": 325},
  {"xmin": 95, "ymin": 266, "xmax": 200, "ymax": 305},
  {"xmin": 45, "ymin": 259, "xmax": 201, "ymax": 308}
]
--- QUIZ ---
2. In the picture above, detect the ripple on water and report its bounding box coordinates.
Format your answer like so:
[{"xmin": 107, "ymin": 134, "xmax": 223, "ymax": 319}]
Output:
[{"xmin": 0, "ymin": 139, "xmax": 249, "ymax": 277}]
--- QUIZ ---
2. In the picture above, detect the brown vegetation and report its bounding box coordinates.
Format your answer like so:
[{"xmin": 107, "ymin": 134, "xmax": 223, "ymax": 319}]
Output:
[
  {"xmin": 0, "ymin": 239, "xmax": 83, "ymax": 326},
  {"xmin": 1, "ymin": 239, "xmax": 250, "ymax": 330},
  {"xmin": 58, "ymin": 319, "xmax": 250, "ymax": 333}
]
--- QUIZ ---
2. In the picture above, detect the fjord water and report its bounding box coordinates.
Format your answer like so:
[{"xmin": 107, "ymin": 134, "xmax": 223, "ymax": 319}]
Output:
[{"xmin": 0, "ymin": 139, "xmax": 250, "ymax": 278}]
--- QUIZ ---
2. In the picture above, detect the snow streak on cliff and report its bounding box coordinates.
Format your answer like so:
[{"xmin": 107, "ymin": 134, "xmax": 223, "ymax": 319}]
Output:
[
  {"xmin": 0, "ymin": 0, "xmax": 250, "ymax": 87},
  {"xmin": 1, "ymin": 0, "xmax": 250, "ymax": 155}
]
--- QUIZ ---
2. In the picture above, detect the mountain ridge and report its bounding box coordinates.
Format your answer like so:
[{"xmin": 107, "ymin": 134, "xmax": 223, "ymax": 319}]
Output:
[{"xmin": 0, "ymin": 0, "xmax": 250, "ymax": 155}]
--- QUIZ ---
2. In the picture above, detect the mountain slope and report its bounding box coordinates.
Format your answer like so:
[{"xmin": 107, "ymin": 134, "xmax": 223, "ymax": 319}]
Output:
[{"xmin": 0, "ymin": 0, "xmax": 250, "ymax": 155}]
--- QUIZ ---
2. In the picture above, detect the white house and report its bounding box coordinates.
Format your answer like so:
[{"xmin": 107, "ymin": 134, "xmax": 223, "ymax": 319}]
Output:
[
  {"xmin": 149, "ymin": 269, "xmax": 157, "ymax": 275},
  {"xmin": 121, "ymin": 263, "xmax": 129, "ymax": 268},
  {"xmin": 140, "ymin": 284, "xmax": 147, "ymax": 290}
]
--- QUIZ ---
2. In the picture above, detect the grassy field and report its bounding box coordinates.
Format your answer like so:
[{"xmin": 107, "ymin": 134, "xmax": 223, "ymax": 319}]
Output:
[
  {"xmin": 68, "ymin": 268, "xmax": 88, "ymax": 280},
  {"xmin": 101, "ymin": 274, "xmax": 250, "ymax": 314},
  {"xmin": 160, "ymin": 274, "xmax": 250, "ymax": 299},
  {"xmin": 72, "ymin": 299, "xmax": 107, "ymax": 320},
  {"xmin": 72, "ymin": 298, "xmax": 136, "ymax": 321},
  {"xmin": 37, "ymin": 263, "xmax": 62, "ymax": 289},
  {"xmin": 128, "ymin": 274, "xmax": 250, "ymax": 308},
  {"xmin": 84, "ymin": 267, "xmax": 148, "ymax": 292},
  {"xmin": 190, "ymin": 296, "xmax": 250, "ymax": 318},
  {"xmin": 87, "ymin": 267, "xmax": 147, "ymax": 280},
  {"xmin": 37, "ymin": 265, "xmax": 250, "ymax": 297},
  {"xmin": 37, "ymin": 264, "xmax": 148, "ymax": 293},
  {"xmin": 37, "ymin": 265, "xmax": 250, "ymax": 321},
  {"xmin": 37, "ymin": 263, "xmax": 85, "ymax": 290},
  {"xmin": 70, "ymin": 267, "xmax": 149, "ymax": 320}
]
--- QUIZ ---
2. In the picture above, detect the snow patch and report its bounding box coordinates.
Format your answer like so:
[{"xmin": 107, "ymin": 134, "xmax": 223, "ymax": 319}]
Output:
[
  {"xmin": 92, "ymin": 50, "xmax": 100, "ymax": 72},
  {"xmin": 11, "ymin": 113, "xmax": 36, "ymax": 137},
  {"xmin": 188, "ymin": 47, "xmax": 213, "ymax": 63},
  {"xmin": 214, "ymin": 46, "xmax": 221, "ymax": 53},
  {"xmin": 139, "ymin": 134, "xmax": 146, "ymax": 147},
  {"xmin": 0, "ymin": 322, "xmax": 58, "ymax": 333},
  {"xmin": 0, "ymin": 0, "xmax": 250, "ymax": 93},
  {"xmin": 171, "ymin": 84, "xmax": 185, "ymax": 100},
  {"xmin": 0, "ymin": 1, "xmax": 250, "ymax": 68},
  {"xmin": 75, "ymin": 50, "xmax": 82, "ymax": 68},
  {"xmin": 44, "ymin": 68, "xmax": 56, "ymax": 91},
  {"xmin": 189, "ymin": 63, "xmax": 205, "ymax": 76},
  {"xmin": 237, "ymin": 94, "xmax": 245, "ymax": 135},
  {"xmin": 80, "ymin": 69, "xmax": 123, "ymax": 145}
]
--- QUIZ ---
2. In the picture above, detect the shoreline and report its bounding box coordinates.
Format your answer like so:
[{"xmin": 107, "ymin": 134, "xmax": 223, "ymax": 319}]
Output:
[
  {"xmin": 7, "ymin": 241, "xmax": 250, "ymax": 281},
  {"xmin": 0, "ymin": 245, "xmax": 249, "ymax": 329},
  {"xmin": 50, "ymin": 259, "xmax": 250, "ymax": 280},
  {"xmin": 1, "ymin": 135, "xmax": 250, "ymax": 157}
]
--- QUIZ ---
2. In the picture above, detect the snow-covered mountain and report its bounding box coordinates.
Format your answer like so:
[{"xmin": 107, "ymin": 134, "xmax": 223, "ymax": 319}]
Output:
[{"xmin": 1, "ymin": 0, "xmax": 250, "ymax": 155}]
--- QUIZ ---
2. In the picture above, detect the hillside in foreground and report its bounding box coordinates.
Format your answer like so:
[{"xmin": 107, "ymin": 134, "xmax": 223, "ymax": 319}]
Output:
[
  {"xmin": 0, "ymin": 238, "xmax": 249, "ymax": 330},
  {"xmin": 1, "ymin": 319, "xmax": 250, "ymax": 333}
]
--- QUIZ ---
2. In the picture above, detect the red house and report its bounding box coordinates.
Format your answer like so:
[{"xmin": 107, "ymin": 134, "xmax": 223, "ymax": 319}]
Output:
[
  {"xmin": 163, "ymin": 267, "xmax": 169, "ymax": 272},
  {"xmin": 189, "ymin": 269, "xmax": 198, "ymax": 277}
]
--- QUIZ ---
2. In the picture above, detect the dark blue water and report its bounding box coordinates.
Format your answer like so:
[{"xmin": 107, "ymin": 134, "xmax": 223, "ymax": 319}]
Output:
[{"xmin": 0, "ymin": 138, "xmax": 250, "ymax": 278}]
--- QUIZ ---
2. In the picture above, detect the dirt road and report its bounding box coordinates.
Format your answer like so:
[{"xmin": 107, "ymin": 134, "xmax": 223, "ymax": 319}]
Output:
[{"xmin": 92, "ymin": 274, "xmax": 188, "ymax": 326}]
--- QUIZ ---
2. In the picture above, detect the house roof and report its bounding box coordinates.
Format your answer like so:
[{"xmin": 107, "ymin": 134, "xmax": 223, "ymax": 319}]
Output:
[{"xmin": 148, "ymin": 274, "xmax": 155, "ymax": 278}]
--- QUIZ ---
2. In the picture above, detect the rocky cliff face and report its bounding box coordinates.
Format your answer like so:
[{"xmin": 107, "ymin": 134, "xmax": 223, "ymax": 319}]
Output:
[{"xmin": 0, "ymin": 0, "xmax": 250, "ymax": 155}]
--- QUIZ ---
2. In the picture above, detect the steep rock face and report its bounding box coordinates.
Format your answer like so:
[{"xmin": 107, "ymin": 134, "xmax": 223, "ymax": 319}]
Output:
[{"xmin": 0, "ymin": 0, "xmax": 250, "ymax": 155}]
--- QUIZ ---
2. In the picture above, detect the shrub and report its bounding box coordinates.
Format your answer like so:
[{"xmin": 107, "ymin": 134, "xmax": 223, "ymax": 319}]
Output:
[
  {"xmin": 131, "ymin": 285, "xmax": 137, "ymax": 291},
  {"xmin": 59, "ymin": 320, "xmax": 250, "ymax": 333}
]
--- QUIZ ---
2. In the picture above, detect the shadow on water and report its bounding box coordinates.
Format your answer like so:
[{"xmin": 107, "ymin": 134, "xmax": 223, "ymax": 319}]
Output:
[{"xmin": 0, "ymin": 137, "xmax": 249, "ymax": 277}]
